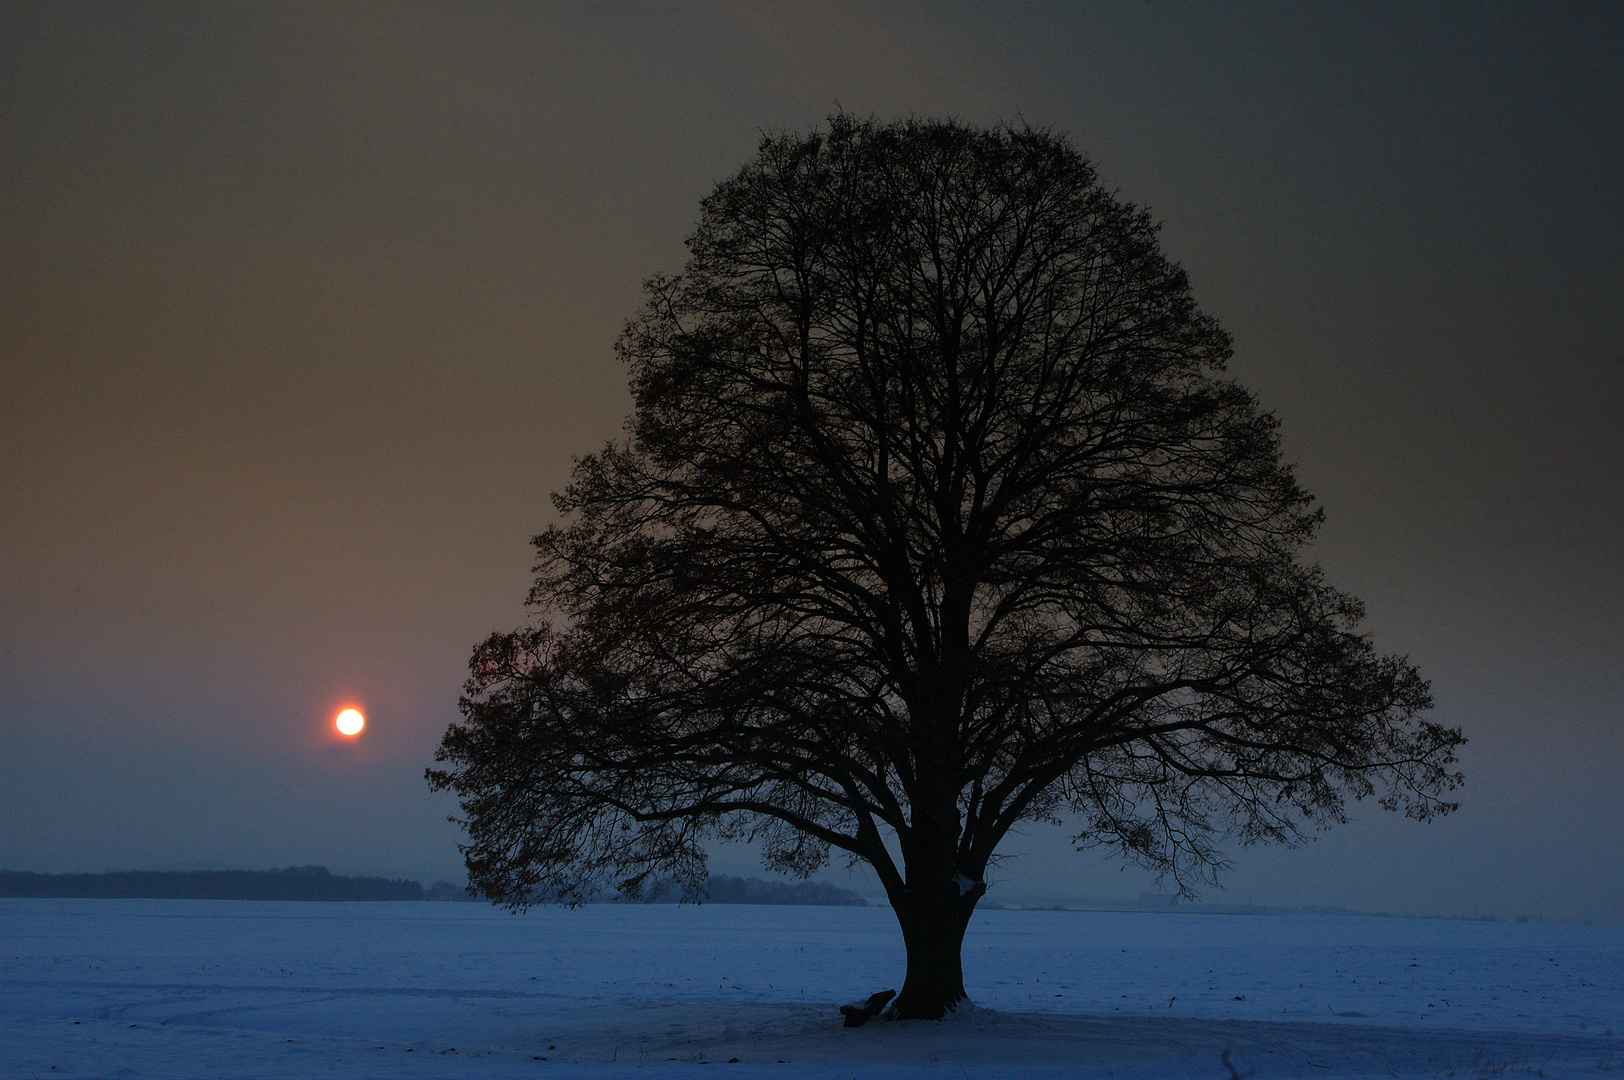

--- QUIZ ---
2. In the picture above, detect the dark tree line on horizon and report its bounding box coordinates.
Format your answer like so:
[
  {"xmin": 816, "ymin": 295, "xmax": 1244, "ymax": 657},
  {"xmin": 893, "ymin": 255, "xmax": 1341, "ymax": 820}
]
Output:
[
  {"xmin": 0, "ymin": 866, "xmax": 430, "ymax": 902},
  {"xmin": 0, "ymin": 867, "xmax": 867, "ymax": 906}
]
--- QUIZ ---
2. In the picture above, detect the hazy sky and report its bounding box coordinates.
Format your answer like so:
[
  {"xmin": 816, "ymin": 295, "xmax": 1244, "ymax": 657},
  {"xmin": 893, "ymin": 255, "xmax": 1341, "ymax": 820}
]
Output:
[{"xmin": 3, "ymin": 2, "xmax": 1620, "ymax": 922}]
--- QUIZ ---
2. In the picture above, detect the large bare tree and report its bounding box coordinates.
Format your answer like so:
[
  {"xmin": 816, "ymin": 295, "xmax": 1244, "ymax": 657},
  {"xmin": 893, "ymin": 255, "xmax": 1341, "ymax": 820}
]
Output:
[{"xmin": 429, "ymin": 116, "xmax": 1462, "ymax": 1019}]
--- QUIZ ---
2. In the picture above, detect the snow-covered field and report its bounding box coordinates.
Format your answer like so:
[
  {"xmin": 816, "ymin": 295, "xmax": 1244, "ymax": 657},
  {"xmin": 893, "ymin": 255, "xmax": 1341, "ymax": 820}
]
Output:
[{"xmin": 3, "ymin": 899, "xmax": 1620, "ymax": 1079}]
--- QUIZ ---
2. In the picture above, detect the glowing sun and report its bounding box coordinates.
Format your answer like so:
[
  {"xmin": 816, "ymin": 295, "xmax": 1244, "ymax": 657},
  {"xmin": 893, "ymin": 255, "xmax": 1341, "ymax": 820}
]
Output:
[{"xmin": 335, "ymin": 708, "xmax": 365, "ymax": 736}]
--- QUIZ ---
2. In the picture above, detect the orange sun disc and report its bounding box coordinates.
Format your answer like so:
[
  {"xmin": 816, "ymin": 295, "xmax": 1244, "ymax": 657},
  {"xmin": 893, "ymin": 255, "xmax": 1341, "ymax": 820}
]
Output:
[{"xmin": 335, "ymin": 708, "xmax": 365, "ymax": 736}]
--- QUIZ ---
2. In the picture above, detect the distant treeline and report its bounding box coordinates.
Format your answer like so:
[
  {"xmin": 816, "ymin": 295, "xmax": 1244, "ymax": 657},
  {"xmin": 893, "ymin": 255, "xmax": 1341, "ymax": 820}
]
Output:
[
  {"xmin": 0, "ymin": 866, "xmax": 440, "ymax": 901},
  {"xmin": 635, "ymin": 874, "xmax": 867, "ymax": 906},
  {"xmin": 0, "ymin": 867, "xmax": 866, "ymax": 906},
  {"xmin": 978, "ymin": 892, "xmax": 1374, "ymax": 917}
]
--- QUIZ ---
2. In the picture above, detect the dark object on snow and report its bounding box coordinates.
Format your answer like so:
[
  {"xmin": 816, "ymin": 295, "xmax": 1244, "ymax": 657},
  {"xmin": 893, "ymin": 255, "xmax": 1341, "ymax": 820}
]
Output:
[{"xmin": 840, "ymin": 989, "xmax": 896, "ymax": 1027}]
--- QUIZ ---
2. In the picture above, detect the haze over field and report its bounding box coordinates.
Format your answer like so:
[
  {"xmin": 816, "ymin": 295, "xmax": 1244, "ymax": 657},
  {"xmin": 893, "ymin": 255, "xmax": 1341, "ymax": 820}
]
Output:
[{"xmin": 2, "ymin": 3, "xmax": 1621, "ymax": 922}]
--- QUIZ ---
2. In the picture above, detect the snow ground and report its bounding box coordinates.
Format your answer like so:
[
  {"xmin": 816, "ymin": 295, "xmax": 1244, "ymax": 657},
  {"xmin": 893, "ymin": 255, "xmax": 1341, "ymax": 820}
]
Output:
[{"xmin": 3, "ymin": 899, "xmax": 1620, "ymax": 1079}]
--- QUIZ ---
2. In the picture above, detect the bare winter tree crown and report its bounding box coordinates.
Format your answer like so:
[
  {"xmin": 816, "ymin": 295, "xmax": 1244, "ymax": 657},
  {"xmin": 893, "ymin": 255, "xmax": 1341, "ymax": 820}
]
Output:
[{"xmin": 429, "ymin": 116, "xmax": 1461, "ymax": 1014}]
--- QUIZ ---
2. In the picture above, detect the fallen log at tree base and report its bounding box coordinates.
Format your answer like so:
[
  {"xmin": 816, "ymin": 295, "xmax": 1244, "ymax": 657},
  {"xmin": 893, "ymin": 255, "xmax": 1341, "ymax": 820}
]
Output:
[{"xmin": 839, "ymin": 989, "xmax": 896, "ymax": 1027}]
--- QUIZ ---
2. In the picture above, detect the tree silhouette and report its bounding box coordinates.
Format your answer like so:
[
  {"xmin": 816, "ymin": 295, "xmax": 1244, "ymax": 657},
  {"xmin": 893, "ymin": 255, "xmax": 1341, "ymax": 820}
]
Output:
[{"xmin": 429, "ymin": 116, "xmax": 1462, "ymax": 1019}]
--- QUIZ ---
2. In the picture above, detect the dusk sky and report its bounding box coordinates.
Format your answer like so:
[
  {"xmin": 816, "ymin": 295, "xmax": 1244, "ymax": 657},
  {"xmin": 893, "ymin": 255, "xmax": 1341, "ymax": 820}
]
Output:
[{"xmin": 2, "ymin": 3, "xmax": 1620, "ymax": 922}]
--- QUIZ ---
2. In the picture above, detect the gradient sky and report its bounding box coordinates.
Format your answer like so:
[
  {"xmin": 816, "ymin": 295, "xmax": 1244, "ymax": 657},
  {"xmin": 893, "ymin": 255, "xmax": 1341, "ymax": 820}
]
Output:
[{"xmin": 3, "ymin": 2, "xmax": 1620, "ymax": 922}]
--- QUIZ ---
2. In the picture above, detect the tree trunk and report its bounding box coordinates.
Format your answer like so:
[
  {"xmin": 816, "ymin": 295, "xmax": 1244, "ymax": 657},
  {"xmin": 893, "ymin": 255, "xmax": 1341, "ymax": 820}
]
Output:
[
  {"xmin": 888, "ymin": 698, "xmax": 981, "ymax": 1020},
  {"xmin": 887, "ymin": 883, "xmax": 979, "ymax": 1019}
]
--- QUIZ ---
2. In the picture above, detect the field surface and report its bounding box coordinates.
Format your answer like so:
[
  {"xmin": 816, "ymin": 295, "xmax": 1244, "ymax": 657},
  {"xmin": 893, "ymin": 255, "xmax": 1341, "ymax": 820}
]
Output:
[{"xmin": 2, "ymin": 898, "xmax": 1620, "ymax": 1079}]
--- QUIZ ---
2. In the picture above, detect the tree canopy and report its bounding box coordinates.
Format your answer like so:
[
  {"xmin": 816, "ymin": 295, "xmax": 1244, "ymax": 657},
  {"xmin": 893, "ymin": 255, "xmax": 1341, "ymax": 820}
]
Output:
[{"xmin": 429, "ymin": 116, "xmax": 1463, "ymax": 1018}]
